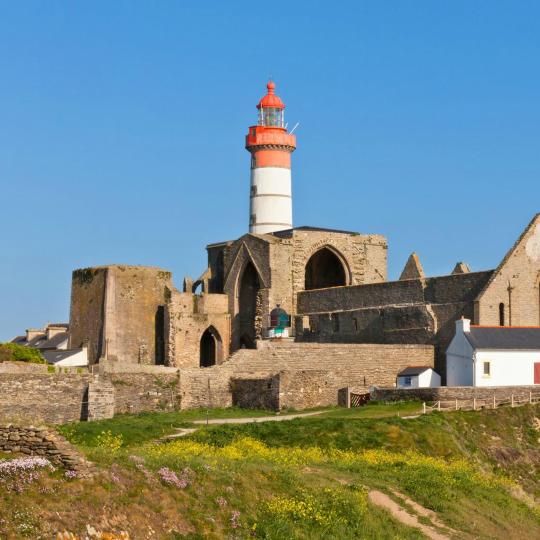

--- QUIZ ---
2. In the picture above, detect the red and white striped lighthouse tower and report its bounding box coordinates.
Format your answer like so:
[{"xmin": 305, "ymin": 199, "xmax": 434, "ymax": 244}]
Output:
[{"xmin": 246, "ymin": 81, "xmax": 296, "ymax": 234}]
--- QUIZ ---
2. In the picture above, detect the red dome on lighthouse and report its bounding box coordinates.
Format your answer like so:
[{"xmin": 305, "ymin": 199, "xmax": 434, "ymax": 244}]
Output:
[{"xmin": 257, "ymin": 81, "xmax": 285, "ymax": 110}]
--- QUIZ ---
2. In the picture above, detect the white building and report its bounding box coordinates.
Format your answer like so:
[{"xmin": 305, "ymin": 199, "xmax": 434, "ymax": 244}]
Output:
[
  {"xmin": 396, "ymin": 366, "xmax": 441, "ymax": 388},
  {"xmin": 446, "ymin": 318, "xmax": 540, "ymax": 387}
]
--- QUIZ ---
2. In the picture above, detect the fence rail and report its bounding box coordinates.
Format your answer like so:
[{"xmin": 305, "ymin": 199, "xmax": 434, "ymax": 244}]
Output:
[{"xmin": 422, "ymin": 391, "xmax": 540, "ymax": 415}]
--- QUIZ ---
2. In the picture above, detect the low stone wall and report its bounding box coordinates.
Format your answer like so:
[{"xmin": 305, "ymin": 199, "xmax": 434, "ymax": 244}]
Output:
[
  {"xmin": 371, "ymin": 386, "xmax": 540, "ymax": 402},
  {"xmin": 110, "ymin": 372, "xmax": 181, "ymax": 415},
  {"xmin": 0, "ymin": 361, "xmax": 49, "ymax": 373},
  {"xmin": 0, "ymin": 426, "xmax": 93, "ymax": 474},
  {"xmin": 231, "ymin": 376, "xmax": 279, "ymax": 410},
  {"xmin": 0, "ymin": 373, "xmax": 93, "ymax": 424},
  {"xmin": 277, "ymin": 370, "xmax": 335, "ymax": 410},
  {"xmin": 0, "ymin": 371, "xmax": 182, "ymax": 425}
]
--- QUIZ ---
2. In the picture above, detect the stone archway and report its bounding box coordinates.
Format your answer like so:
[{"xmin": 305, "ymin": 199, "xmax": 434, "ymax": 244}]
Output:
[
  {"xmin": 238, "ymin": 261, "xmax": 261, "ymax": 348},
  {"xmin": 305, "ymin": 247, "xmax": 347, "ymax": 290},
  {"xmin": 200, "ymin": 326, "xmax": 222, "ymax": 368}
]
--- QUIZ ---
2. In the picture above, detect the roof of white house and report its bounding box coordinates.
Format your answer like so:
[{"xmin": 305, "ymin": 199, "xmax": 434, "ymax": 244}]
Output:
[
  {"xmin": 35, "ymin": 332, "xmax": 69, "ymax": 350},
  {"xmin": 465, "ymin": 326, "xmax": 540, "ymax": 350},
  {"xmin": 397, "ymin": 366, "xmax": 433, "ymax": 376},
  {"xmin": 42, "ymin": 348, "xmax": 84, "ymax": 364}
]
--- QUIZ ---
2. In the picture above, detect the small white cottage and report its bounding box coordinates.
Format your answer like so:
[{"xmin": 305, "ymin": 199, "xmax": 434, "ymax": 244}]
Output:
[
  {"xmin": 446, "ymin": 318, "xmax": 540, "ymax": 387},
  {"xmin": 396, "ymin": 366, "xmax": 441, "ymax": 388}
]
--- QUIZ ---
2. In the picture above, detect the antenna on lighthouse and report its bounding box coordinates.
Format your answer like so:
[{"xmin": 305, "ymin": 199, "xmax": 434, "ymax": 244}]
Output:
[{"xmin": 289, "ymin": 122, "xmax": 300, "ymax": 134}]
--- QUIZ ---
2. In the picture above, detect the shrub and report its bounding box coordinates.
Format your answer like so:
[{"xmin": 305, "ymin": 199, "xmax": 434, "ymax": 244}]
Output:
[{"xmin": 0, "ymin": 343, "xmax": 45, "ymax": 364}]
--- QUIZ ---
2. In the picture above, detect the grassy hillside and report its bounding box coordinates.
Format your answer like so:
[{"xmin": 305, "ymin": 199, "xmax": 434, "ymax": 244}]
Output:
[{"xmin": 1, "ymin": 402, "xmax": 539, "ymax": 539}]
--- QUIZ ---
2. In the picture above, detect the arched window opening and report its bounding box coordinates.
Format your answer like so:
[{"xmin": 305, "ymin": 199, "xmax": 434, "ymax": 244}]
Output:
[
  {"xmin": 155, "ymin": 306, "xmax": 166, "ymax": 365},
  {"xmin": 305, "ymin": 248, "xmax": 347, "ymax": 290},
  {"xmin": 200, "ymin": 326, "xmax": 222, "ymax": 368},
  {"xmin": 238, "ymin": 262, "xmax": 261, "ymax": 348},
  {"xmin": 499, "ymin": 303, "xmax": 505, "ymax": 326},
  {"xmin": 193, "ymin": 281, "xmax": 203, "ymax": 295}
]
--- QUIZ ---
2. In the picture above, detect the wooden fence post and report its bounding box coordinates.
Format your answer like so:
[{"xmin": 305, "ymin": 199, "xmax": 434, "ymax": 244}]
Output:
[
  {"xmin": 437, "ymin": 401, "xmax": 441, "ymax": 412},
  {"xmin": 473, "ymin": 398, "xmax": 476, "ymax": 411},
  {"xmin": 493, "ymin": 395, "xmax": 496, "ymax": 409},
  {"xmin": 423, "ymin": 402, "xmax": 426, "ymax": 415},
  {"xmin": 511, "ymin": 394, "xmax": 514, "ymax": 407},
  {"xmin": 455, "ymin": 398, "xmax": 458, "ymax": 411},
  {"xmin": 530, "ymin": 392, "xmax": 532, "ymax": 404}
]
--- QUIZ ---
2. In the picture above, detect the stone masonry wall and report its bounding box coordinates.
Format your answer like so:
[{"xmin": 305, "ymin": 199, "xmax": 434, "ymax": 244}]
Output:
[
  {"xmin": 0, "ymin": 371, "xmax": 183, "ymax": 425},
  {"xmin": 0, "ymin": 373, "xmax": 92, "ymax": 424},
  {"xmin": 296, "ymin": 271, "xmax": 493, "ymax": 380},
  {"xmin": 477, "ymin": 214, "xmax": 540, "ymax": 326},
  {"xmin": 110, "ymin": 372, "xmax": 181, "ymax": 415},
  {"xmin": 168, "ymin": 291, "xmax": 230, "ymax": 368},
  {"xmin": 371, "ymin": 385, "xmax": 540, "ymax": 402},
  {"xmin": 0, "ymin": 426, "xmax": 93, "ymax": 474},
  {"xmin": 231, "ymin": 375, "xmax": 280, "ymax": 410},
  {"xmin": 69, "ymin": 267, "xmax": 107, "ymax": 364}
]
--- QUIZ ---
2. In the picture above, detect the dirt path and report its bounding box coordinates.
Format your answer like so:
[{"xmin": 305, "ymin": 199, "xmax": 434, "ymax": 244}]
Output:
[
  {"xmin": 368, "ymin": 490, "xmax": 456, "ymax": 540},
  {"xmin": 159, "ymin": 411, "xmax": 326, "ymax": 441},
  {"xmin": 191, "ymin": 410, "xmax": 325, "ymax": 425}
]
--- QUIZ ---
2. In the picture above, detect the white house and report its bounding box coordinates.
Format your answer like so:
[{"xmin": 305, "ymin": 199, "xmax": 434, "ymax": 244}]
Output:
[
  {"xmin": 446, "ymin": 318, "xmax": 540, "ymax": 387},
  {"xmin": 396, "ymin": 366, "xmax": 441, "ymax": 388}
]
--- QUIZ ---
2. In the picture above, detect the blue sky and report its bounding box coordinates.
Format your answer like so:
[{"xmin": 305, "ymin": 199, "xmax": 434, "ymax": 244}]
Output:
[{"xmin": 1, "ymin": 1, "xmax": 539, "ymax": 340}]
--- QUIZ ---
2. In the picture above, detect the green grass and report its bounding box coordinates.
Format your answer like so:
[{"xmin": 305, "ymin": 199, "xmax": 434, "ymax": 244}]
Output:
[
  {"xmin": 58, "ymin": 401, "xmax": 424, "ymax": 448},
  {"xmin": 58, "ymin": 406, "xmax": 279, "ymax": 447},
  {"xmin": 2, "ymin": 402, "xmax": 540, "ymax": 538}
]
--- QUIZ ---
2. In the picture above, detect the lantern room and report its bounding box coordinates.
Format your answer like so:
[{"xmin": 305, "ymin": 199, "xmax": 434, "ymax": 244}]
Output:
[{"xmin": 257, "ymin": 81, "xmax": 286, "ymax": 128}]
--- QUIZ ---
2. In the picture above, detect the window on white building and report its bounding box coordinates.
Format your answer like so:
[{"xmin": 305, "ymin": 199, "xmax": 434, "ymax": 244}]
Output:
[
  {"xmin": 403, "ymin": 376, "xmax": 412, "ymax": 386},
  {"xmin": 483, "ymin": 361, "xmax": 491, "ymax": 377}
]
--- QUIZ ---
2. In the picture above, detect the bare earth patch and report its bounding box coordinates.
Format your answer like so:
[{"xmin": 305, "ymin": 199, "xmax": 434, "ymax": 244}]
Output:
[{"xmin": 368, "ymin": 489, "xmax": 456, "ymax": 540}]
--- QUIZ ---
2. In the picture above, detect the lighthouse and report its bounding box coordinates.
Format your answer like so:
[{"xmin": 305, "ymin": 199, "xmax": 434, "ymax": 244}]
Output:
[{"xmin": 246, "ymin": 81, "xmax": 296, "ymax": 234}]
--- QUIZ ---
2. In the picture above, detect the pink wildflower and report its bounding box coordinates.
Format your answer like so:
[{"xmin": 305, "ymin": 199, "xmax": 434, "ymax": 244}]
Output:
[{"xmin": 230, "ymin": 510, "xmax": 241, "ymax": 529}]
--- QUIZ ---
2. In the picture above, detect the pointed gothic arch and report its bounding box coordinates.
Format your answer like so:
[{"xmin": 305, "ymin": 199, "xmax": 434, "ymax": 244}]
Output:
[
  {"xmin": 200, "ymin": 326, "xmax": 222, "ymax": 368},
  {"xmin": 304, "ymin": 246, "xmax": 349, "ymax": 290},
  {"xmin": 237, "ymin": 261, "xmax": 261, "ymax": 348}
]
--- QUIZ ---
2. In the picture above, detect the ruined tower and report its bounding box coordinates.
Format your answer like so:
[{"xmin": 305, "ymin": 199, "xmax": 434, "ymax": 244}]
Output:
[{"xmin": 246, "ymin": 81, "xmax": 296, "ymax": 234}]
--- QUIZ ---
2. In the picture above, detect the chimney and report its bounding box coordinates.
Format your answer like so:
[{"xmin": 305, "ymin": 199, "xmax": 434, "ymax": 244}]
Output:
[
  {"xmin": 455, "ymin": 317, "xmax": 471, "ymax": 334},
  {"xmin": 46, "ymin": 325, "xmax": 67, "ymax": 340},
  {"xmin": 26, "ymin": 328, "xmax": 45, "ymax": 342}
]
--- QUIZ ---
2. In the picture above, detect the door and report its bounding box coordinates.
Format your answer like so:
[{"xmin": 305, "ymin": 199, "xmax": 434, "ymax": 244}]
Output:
[{"xmin": 535, "ymin": 363, "xmax": 540, "ymax": 385}]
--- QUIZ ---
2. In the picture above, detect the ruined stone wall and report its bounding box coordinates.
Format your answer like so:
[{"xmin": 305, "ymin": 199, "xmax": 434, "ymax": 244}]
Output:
[
  {"xmin": 0, "ymin": 371, "xmax": 183, "ymax": 424},
  {"xmin": 0, "ymin": 426, "xmax": 92, "ymax": 474},
  {"xmin": 108, "ymin": 372, "xmax": 181, "ymax": 415},
  {"xmin": 289, "ymin": 229, "xmax": 387, "ymax": 314},
  {"xmin": 168, "ymin": 291, "xmax": 230, "ymax": 368},
  {"xmin": 106, "ymin": 266, "xmax": 173, "ymax": 365},
  {"xmin": 477, "ymin": 215, "xmax": 540, "ymax": 326},
  {"xmin": 217, "ymin": 229, "xmax": 387, "ymax": 350},
  {"xmin": 0, "ymin": 373, "xmax": 92, "ymax": 424},
  {"xmin": 222, "ymin": 235, "xmax": 272, "ymax": 350},
  {"xmin": 268, "ymin": 240, "xmax": 294, "ymax": 320},
  {"xmin": 69, "ymin": 265, "xmax": 174, "ymax": 366},
  {"xmin": 231, "ymin": 375, "xmax": 280, "ymax": 410},
  {"xmin": 69, "ymin": 267, "xmax": 107, "ymax": 364},
  {"xmin": 296, "ymin": 271, "xmax": 493, "ymax": 378},
  {"xmin": 371, "ymin": 385, "xmax": 540, "ymax": 402}
]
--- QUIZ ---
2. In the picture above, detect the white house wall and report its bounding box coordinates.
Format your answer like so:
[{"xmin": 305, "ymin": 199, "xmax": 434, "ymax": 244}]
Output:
[
  {"xmin": 419, "ymin": 370, "xmax": 441, "ymax": 388},
  {"xmin": 446, "ymin": 324, "xmax": 475, "ymax": 386},
  {"xmin": 474, "ymin": 350, "xmax": 540, "ymax": 387}
]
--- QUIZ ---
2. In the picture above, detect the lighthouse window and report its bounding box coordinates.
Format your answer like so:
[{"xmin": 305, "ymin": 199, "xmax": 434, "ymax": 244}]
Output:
[{"xmin": 261, "ymin": 107, "xmax": 284, "ymax": 128}]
